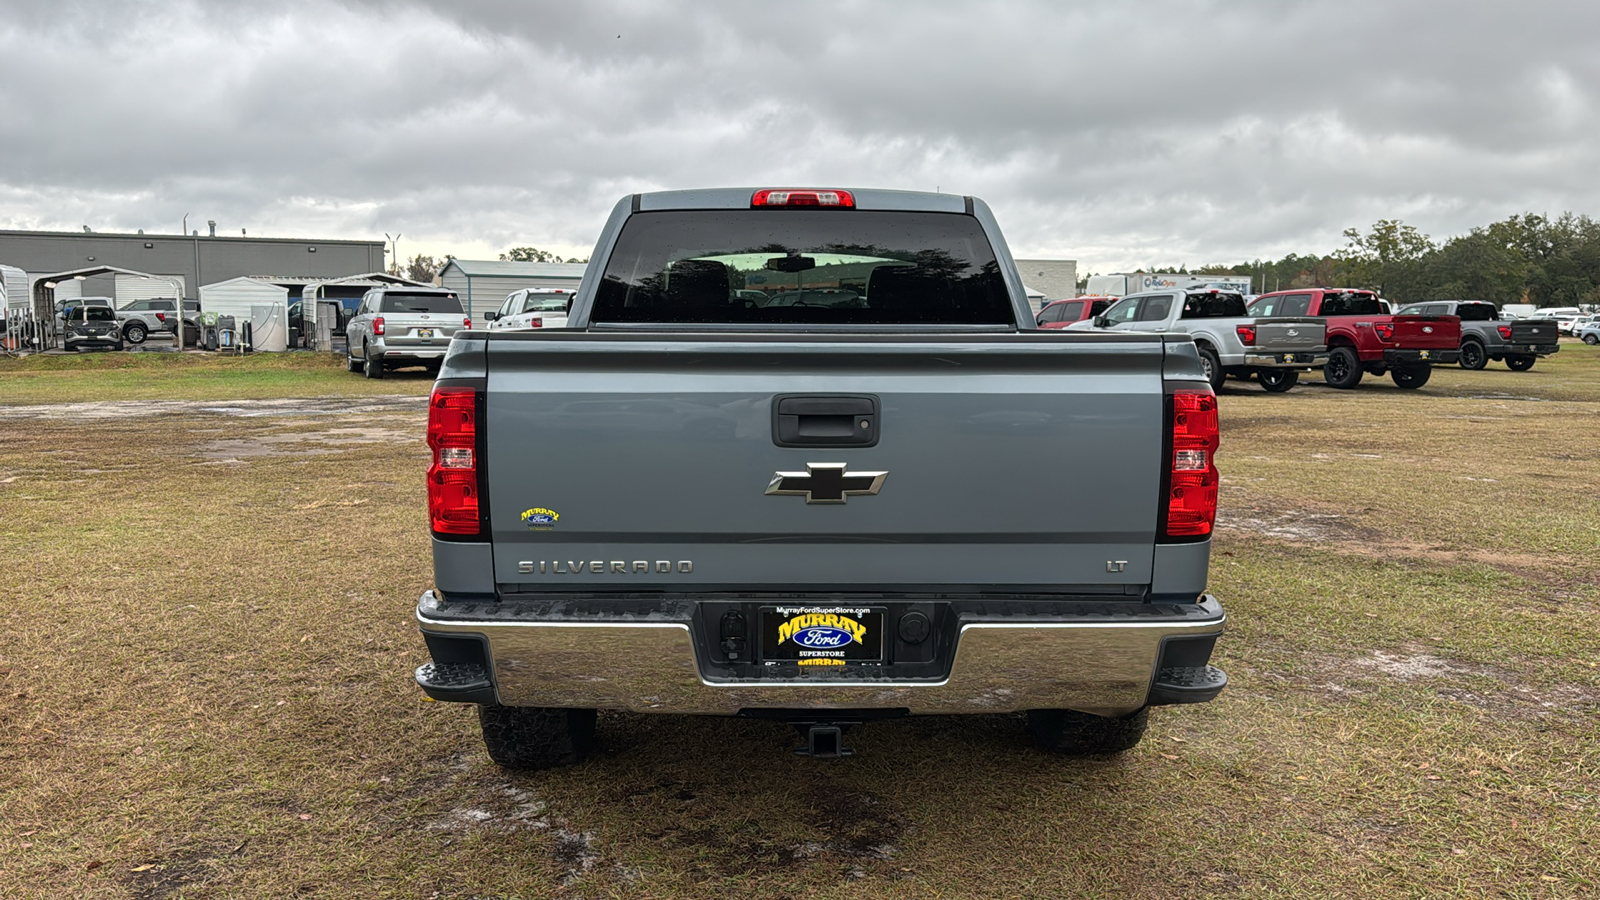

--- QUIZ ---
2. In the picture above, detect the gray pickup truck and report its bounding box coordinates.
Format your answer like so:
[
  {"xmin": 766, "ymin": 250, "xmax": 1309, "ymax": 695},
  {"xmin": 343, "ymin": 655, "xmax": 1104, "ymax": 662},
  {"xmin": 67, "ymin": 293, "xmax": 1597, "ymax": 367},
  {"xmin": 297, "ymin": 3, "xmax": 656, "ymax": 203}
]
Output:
[
  {"xmin": 1393, "ymin": 300, "xmax": 1558, "ymax": 371},
  {"xmin": 414, "ymin": 187, "xmax": 1227, "ymax": 767}
]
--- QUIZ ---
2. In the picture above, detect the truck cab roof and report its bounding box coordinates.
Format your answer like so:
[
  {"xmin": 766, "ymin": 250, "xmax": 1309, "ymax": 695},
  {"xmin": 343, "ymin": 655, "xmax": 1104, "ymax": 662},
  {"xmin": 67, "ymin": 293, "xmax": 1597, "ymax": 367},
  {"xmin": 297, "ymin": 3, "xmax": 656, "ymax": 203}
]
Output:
[{"xmin": 634, "ymin": 187, "xmax": 969, "ymax": 213}]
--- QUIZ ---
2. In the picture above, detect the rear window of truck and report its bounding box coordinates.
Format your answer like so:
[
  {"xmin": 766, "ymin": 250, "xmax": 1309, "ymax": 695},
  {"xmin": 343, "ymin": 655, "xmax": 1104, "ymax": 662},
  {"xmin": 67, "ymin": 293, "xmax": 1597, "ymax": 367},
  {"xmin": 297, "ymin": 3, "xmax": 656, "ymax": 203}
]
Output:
[
  {"xmin": 379, "ymin": 293, "xmax": 463, "ymax": 314},
  {"xmin": 1181, "ymin": 293, "xmax": 1247, "ymax": 318},
  {"xmin": 591, "ymin": 210, "xmax": 1014, "ymax": 325},
  {"xmin": 1315, "ymin": 292, "xmax": 1382, "ymax": 316}
]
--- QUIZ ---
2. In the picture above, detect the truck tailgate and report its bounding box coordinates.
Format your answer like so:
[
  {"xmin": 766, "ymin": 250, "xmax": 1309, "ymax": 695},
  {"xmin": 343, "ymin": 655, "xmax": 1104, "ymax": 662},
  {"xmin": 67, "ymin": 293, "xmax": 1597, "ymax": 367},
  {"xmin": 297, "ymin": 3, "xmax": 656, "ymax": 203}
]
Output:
[
  {"xmin": 1391, "ymin": 315, "xmax": 1459, "ymax": 349},
  {"xmin": 1510, "ymin": 319, "xmax": 1558, "ymax": 345},
  {"xmin": 1252, "ymin": 317, "xmax": 1326, "ymax": 352},
  {"xmin": 382, "ymin": 313, "xmax": 464, "ymax": 349},
  {"xmin": 483, "ymin": 334, "xmax": 1167, "ymax": 593}
]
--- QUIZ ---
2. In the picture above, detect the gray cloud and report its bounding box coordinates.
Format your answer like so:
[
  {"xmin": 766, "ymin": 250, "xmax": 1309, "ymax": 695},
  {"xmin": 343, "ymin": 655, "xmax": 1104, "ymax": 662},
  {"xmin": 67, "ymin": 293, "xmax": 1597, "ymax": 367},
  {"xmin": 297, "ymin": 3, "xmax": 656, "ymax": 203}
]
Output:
[{"xmin": 2, "ymin": 0, "xmax": 1598, "ymax": 271}]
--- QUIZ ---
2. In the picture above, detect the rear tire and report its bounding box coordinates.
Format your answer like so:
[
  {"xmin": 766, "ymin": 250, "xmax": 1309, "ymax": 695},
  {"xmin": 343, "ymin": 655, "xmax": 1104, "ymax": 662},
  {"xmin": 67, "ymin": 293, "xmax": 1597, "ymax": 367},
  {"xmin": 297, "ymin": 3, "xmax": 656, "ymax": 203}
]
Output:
[
  {"xmin": 478, "ymin": 705, "xmax": 596, "ymax": 770},
  {"xmin": 1584, "ymin": 334, "xmax": 1598, "ymax": 345},
  {"xmin": 363, "ymin": 346, "xmax": 384, "ymax": 379},
  {"xmin": 1028, "ymin": 708, "xmax": 1148, "ymax": 755},
  {"xmin": 1197, "ymin": 346, "xmax": 1224, "ymax": 391},
  {"xmin": 1323, "ymin": 347, "xmax": 1362, "ymax": 389},
  {"xmin": 1459, "ymin": 340, "xmax": 1487, "ymax": 370},
  {"xmin": 1257, "ymin": 368, "xmax": 1299, "ymax": 393},
  {"xmin": 1391, "ymin": 366, "xmax": 1432, "ymax": 389},
  {"xmin": 1505, "ymin": 355, "xmax": 1536, "ymax": 371}
]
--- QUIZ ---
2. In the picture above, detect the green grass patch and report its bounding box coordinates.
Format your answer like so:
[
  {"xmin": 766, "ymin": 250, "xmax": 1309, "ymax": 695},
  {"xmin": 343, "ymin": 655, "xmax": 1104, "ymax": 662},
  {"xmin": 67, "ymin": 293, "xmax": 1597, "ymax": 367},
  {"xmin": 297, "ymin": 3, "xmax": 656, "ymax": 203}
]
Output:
[
  {"xmin": 0, "ymin": 351, "xmax": 434, "ymax": 404},
  {"xmin": 1, "ymin": 344, "xmax": 1597, "ymax": 897}
]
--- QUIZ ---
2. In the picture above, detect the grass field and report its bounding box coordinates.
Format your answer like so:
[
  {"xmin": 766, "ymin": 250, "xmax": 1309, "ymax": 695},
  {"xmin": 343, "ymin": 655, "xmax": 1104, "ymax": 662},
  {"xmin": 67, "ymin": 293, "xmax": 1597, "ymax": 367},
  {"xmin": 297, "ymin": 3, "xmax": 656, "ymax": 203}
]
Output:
[
  {"xmin": 0, "ymin": 351, "xmax": 434, "ymax": 404},
  {"xmin": 2, "ymin": 346, "xmax": 1597, "ymax": 898}
]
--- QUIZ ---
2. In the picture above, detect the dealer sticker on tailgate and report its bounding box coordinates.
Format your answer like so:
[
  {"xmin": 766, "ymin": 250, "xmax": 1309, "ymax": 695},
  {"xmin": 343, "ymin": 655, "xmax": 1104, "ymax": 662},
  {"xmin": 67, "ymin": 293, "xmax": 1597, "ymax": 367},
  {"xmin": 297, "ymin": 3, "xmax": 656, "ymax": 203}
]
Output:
[{"xmin": 762, "ymin": 606, "xmax": 884, "ymax": 666}]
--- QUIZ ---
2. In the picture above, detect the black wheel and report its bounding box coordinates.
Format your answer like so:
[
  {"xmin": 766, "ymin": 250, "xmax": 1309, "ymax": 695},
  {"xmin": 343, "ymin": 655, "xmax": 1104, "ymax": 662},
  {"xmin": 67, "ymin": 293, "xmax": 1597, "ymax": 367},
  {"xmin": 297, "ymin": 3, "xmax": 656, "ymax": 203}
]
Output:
[
  {"xmin": 1458, "ymin": 340, "xmax": 1487, "ymax": 370},
  {"xmin": 1584, "ymin": 334, "xmax": 1598, "ymax": 345},
  {"xmin": 114, "ymin": 340, "xmax": 124, "ymax": 352},
  {"xmin": 1027, "ymin": 708, "xmax": 1148, "ymax": 755},
  {"xmin": 124, "ymin": 322, "xmax": 147, "ymax": 345},
  {"xmin": 1197, "ymin": 345, "xmax": 1224, "ymax": 391},
  {"xmin": 346, "ymin": 345, "xmax": 362, "ymax": 373},
  {"xmin": 1257, "ymin": 368, "xmax": 1299, "ymax": 393},
  {"xmin": 1323, "ymin": 347, "xmax": 1363, "ymax": 389},
  {"xmin": 363, "ymin": 345, "xmax": 384, "ymax": 379},
  {"xmin": 1391, "ymin": 365, "xmax": 1432, "ymax": 389},
  {"xmin": 478, "ymin": 705, "xmax": 596, "ymax": 770},
  {"xmin": 1504, "ymin": 355, "xmax": 1536, "ymax": 371}
]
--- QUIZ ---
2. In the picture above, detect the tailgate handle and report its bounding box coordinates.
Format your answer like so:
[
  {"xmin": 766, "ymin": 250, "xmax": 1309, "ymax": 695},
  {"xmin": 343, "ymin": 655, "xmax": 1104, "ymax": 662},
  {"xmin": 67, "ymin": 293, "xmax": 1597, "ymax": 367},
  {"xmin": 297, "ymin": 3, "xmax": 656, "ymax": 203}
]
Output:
[{"xmin": 773, "ymin": 395, "xmax": 879, "ymax": 447}]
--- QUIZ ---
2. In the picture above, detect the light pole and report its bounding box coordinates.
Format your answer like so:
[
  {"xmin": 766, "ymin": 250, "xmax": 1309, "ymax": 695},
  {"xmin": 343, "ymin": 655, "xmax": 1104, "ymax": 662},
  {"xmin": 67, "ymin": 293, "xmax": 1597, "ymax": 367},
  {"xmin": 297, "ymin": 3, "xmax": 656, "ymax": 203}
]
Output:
[
  {"xmin": 168, "ymin": 276, "xmax": 185, "ymax": 350},
  {"xmin": 385, "ymin": 233, "xmax": 402, "ymax": 276}
]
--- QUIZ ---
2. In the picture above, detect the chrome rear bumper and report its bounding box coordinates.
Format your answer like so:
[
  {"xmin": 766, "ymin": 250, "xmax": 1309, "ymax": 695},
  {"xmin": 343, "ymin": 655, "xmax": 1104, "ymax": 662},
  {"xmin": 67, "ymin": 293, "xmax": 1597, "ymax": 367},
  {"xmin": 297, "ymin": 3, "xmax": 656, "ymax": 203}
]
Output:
[
  {"xmin": 1243, "ymin": 351, "xmax": 1329, "ymax": 367},
  {"xmin": 416, "ymin": 591, "xmax": 1225, "ymax": 717}
]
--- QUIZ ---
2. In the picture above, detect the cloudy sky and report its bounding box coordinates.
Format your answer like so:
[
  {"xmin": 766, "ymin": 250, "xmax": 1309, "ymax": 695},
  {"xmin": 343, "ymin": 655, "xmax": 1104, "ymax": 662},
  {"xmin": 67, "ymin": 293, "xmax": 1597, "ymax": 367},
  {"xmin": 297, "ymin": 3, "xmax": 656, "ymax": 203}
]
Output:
[{"xmin": 2, "ymin": 0, "xmax": 1597, "ymax": 272}]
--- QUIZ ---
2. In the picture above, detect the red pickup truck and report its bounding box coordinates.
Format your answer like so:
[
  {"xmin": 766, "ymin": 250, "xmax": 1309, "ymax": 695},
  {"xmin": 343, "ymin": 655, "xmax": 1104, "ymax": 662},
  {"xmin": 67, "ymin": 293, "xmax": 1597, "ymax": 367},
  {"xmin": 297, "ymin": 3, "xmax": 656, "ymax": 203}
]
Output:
[
  {"xmin": 1247, "ymin": 289, "xmax": 1460, "ymax": 389},
  {"xmin": 1034, "ymin": 296, "xmax": 1116, "ymax": 329}
]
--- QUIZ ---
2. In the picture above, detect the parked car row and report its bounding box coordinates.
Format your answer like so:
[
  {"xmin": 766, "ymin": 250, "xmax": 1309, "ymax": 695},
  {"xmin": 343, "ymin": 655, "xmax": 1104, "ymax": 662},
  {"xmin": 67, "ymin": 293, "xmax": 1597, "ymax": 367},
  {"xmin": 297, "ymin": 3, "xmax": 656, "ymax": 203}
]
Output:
[
  {"xmin": 1043, "ymin": 287, "xmax": 1582, "ymax": 390},
  {"xmin": 52, "ymin": 296, "xmax": 203, "ymax": 349},
  {"xmin": 340, "ymin": 279, "xmax": 1590, "ymax": 388},
  {"xmin": 1053, "ymin": 288, "xmax": 1328, "ymax": 391}
]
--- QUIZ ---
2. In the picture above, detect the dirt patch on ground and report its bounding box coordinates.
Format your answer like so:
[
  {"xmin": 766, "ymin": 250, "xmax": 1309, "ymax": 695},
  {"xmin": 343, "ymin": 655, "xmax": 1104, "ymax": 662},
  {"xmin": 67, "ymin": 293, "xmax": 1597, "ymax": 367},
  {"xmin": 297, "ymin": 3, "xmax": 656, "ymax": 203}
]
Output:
[
  {"xmin": 195, "ymin": 426, "xmax": 418, "ymax": 460},
  {"xmin": 1218, "ymin": 503, "xmax": 1577, "ymax": 573},
  {"xmin": 1283, "ymin": 646, "xmax": 1600, "ymax": 722}
]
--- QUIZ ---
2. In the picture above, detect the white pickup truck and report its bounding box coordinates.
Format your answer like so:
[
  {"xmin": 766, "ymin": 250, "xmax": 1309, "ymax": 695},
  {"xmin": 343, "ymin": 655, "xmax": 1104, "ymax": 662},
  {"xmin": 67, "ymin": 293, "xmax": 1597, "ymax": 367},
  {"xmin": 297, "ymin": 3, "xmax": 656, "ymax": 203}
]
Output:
[{"xmin": 1066, "ymin": 289, "xmax": 1328, "ymax": 392}]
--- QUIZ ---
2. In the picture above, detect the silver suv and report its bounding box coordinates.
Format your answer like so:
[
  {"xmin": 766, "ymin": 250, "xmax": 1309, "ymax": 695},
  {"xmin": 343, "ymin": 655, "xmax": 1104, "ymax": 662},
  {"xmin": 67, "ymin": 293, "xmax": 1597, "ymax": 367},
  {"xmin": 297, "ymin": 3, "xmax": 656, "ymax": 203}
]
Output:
[
  {"xmin": 117, "ymin": 298, "xmax": 201, "ymax": 344},
  {"xmin": 344, "ymin": 287, "xmax": 468, "ymax": 378}
]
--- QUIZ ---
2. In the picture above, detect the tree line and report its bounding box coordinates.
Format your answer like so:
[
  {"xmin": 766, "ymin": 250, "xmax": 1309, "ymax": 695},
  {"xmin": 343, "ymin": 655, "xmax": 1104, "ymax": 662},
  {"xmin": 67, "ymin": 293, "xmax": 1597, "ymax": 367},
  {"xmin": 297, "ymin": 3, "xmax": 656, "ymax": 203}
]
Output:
[
  {"xmin": 1086, "ymin": 213, "xmax": 1600, "ymax": 308},
  {"xmin": 386, "ymin": 247, "xmax": 589, "ymax": 283}
]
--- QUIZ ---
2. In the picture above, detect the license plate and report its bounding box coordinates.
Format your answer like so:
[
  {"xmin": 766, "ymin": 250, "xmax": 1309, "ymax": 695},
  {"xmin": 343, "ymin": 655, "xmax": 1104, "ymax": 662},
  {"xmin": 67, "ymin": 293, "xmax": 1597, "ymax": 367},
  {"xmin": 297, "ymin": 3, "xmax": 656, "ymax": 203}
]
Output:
[
  {"xmin": 416, "ymin": 329, "xmax": 434, "ymax": 339},
  {"xmin": 1281, "ymin": 354, "xmax": 1294, "ymax": 363},
  {"xmin": 1419, "ymin": 350, "xmax": 1430, "ymax": 359},
  {"xmin": 1526, "ymin": 345, "xmax": 1537, "ymax": 352},
  {"xmin": 762, "ymin": 606, "xmax": 884, "ymax": 666}
]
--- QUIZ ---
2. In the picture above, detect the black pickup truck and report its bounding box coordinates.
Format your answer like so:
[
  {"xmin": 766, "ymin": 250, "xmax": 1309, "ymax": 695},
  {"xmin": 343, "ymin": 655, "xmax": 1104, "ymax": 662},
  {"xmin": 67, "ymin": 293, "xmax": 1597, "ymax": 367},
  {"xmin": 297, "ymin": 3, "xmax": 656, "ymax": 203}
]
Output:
[{"xmin": 1395, "ymin": 301, "xmax": 1559, "ymax": 371}]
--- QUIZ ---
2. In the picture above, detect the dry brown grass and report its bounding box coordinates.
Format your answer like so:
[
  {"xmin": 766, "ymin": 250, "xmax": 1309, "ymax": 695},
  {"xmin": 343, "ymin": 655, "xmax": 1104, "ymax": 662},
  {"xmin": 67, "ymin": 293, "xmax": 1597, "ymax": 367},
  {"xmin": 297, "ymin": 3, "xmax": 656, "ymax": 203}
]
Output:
[{"xmin": 1, "ymin": 348, "xmax": 1597, "ymax": 898}]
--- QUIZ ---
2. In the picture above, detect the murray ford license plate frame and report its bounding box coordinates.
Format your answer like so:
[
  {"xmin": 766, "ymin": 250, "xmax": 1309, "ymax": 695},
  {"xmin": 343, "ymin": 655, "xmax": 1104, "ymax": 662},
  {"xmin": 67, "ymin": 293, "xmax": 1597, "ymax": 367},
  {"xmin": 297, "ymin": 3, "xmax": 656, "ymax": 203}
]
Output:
[{"xmin": 761, "ymin": 606, "xmax": 885, "ymax": 667}]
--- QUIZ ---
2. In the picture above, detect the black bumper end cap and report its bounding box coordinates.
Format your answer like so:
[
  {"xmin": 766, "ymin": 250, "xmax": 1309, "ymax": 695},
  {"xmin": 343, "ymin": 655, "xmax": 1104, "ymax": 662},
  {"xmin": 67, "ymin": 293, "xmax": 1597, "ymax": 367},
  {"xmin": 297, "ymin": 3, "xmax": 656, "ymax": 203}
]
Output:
[
  {"xmin": 1149, "ymin": 664, "xmax": 1228, "ymax": 706},
  {"xmin": 415, "ymin": 661, "xmax": 496, "ymax": 704}
]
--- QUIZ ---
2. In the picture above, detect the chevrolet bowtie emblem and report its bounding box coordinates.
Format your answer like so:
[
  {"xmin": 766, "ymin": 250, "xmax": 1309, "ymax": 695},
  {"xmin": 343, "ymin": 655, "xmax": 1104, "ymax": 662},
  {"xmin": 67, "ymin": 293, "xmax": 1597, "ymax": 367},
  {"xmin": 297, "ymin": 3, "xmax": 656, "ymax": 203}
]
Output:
[{"xmin": 766, "ymin": 463, "xmax": 888, "ymax": 504}]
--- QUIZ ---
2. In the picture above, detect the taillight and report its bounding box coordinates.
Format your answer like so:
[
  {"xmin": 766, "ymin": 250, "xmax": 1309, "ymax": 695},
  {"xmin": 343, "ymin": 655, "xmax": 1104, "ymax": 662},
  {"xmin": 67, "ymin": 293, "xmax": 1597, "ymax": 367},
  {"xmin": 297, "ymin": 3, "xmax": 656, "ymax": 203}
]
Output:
[
  {"xmin": 1235, "ymin": 324, "xmax": 1256, "ymax": 346},
  {"xmin": 463, "ymin": 317, "xmax": 472, "ymax": 329},
  {"xmin": 1163, "ymin": 389, "xmax": 1219, "ymax": 540},
  {"xmin": 373, "ymin": 316, "xmax": 386, "ymax": 336},
  {"xmin": 1373, "ymin": 322, "xmax": 1394, "ymax": 341},
  {"xmin": 1497, "ymin": 325, "xmax": 1512, "ymax": 339},
  {"xmin": 427, "ymin": 386, "xmax": 481, "ymax": 535},
  {"xmin": 154, "ymin": 312, "xmax": 167, "ymax": 322},
  {"xmin": 751, "ymin": 189, "xmax": 855, "ymax": 208},
  {"xmin": 529, "ymin": 316, "xmax": 543, "ymax": 328}
]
